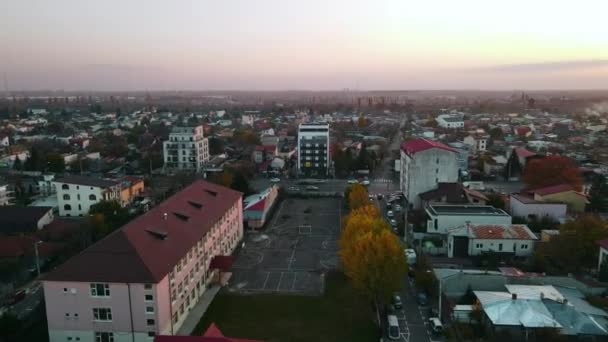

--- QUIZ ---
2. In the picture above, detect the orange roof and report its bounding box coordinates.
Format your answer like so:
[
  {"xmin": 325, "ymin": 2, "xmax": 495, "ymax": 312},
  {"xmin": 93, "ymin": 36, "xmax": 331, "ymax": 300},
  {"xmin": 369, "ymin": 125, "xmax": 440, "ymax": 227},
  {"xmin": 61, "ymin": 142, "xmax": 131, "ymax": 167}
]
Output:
[{"xmin": 470, "ymin": 224, "xmax": 536, "ymax": 240}]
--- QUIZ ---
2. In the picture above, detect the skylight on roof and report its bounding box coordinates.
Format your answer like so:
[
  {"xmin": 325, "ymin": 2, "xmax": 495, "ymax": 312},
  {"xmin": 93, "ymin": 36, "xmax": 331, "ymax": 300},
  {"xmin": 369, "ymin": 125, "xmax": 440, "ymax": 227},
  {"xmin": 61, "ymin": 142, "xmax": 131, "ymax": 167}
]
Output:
[
  {"xmin": 187, "ymin": 200, "xmax": 203, "ymax": 209},
  {"xmin": 173, "ymin": 212, "xmax": 189, "ymax": 221}
]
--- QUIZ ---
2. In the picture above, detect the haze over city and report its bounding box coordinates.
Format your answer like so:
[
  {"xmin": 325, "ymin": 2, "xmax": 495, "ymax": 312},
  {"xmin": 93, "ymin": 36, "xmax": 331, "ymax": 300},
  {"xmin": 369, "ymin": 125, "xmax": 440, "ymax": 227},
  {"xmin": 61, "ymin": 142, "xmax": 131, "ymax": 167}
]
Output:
[{"xmin": 2, "ymin": 0, "xmax": 608, "ymax": 91}]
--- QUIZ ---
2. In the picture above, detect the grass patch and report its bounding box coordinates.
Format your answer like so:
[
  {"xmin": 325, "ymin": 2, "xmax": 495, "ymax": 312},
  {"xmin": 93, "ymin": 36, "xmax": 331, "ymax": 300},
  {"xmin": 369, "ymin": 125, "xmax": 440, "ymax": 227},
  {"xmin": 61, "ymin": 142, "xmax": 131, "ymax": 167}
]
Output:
[{"xmin": 193, "ymin": 272, "xmax": 378, "ymax": 342}]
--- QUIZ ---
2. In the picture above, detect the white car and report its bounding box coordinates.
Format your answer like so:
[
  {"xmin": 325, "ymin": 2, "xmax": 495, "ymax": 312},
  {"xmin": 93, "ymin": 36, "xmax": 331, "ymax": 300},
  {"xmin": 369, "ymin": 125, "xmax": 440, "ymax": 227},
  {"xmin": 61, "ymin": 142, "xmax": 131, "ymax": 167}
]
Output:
[
  {"xmin": 347, "ymin": 179, "xmax": 358, "ymax": 184},
  {"xmin": 387, "ymin": 210, "xmax": 394, "ymax": 218},
  {"xmin": 390, "ymin": 219, "xmax": 397, "ymax": 227},
  {"xmin": 270, "ymin": 178, "xmax": 281, "ymax": 183},
  {"xmin": 362, "ymin": 180, "xmax": 371, "ymax": 186}
]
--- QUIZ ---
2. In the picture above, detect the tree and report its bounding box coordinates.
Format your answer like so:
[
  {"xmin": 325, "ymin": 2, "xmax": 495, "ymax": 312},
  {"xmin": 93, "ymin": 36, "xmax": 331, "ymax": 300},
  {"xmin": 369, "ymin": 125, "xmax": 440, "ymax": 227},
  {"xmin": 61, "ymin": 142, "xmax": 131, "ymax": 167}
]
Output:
[
  {"xmin": 357, "ymin": 115, "xmax": 368, "ymax": 128},
  {"xmin": 89, "ymin": 200, "xmax": 131, "ymax": 239},
  {"xmin": 489, "ymin": 127, "xmax": 504, "ymax": 141},
  {"xmin": 46, "ymin": 152, "xmax": 66, "ymax": 173},
  {"xmin": 486, "ymin": 193, "xmax": 505, "ymax": 210},
  {"xmin": 542, "ymin": 215, "xmax": 608, "ymax": 273},
  {"xmin": 208, "ymin": 137, "xmax": 225, "ymax": 155},
  {"xmin": 588, "ymin": 174, "xmax": 608, "ymax": 213},
  {"xmin": 347, "ymin": 184, "xmax": 369, "ymax": 210},
  {"xmin": 523, "ymin": 156, "xmax": 582, "ymax": 191},
  {"xmin": 427, "ymin": 117, "xmax": 438, "ymax": 128},
  {"xmin": 503, "ymin": 148, "xmax": 522, "ymax": 181},
  {"xmin": 231, "ymin": 170, "xmax": 251, "ymax": 195}
]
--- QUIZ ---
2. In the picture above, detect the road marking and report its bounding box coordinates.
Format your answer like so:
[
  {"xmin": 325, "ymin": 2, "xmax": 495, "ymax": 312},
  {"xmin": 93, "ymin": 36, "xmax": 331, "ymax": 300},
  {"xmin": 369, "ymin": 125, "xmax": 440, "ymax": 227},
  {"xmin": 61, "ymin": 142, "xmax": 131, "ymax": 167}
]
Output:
[
  {"xmin": 276, "ymin": 272, "xmax": 284, "ymax": 290},
  {"xmin": 261, "ymin": 272, "xmax": 270, "ymax": 289},
  {"xmin": 291, "ymin": 272, "xmax": 298, "ymax": 291}
]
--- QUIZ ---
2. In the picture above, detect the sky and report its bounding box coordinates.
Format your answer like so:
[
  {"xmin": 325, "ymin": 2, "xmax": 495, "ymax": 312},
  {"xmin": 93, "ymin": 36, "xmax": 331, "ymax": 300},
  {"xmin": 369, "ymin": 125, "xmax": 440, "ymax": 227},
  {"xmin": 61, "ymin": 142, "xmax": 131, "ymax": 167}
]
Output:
[{"xmin": 1, "ymin": 0, "xmax": 608, "ymax": 91}]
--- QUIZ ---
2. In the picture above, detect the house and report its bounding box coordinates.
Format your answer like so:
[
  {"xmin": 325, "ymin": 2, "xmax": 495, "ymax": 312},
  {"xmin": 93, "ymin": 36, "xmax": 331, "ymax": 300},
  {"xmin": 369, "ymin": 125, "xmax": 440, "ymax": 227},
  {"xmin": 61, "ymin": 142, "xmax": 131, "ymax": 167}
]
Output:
[
  {"xmin": 0, "ymin": 183, "xmax": 14, "ymax": 205},
  {"xmin": 38, "ymin": 173, "xmax": 57, "ymax": 197},
  {"xmin": 437, "ymin": 113, "xmax": 464, "ymax": 129},
  {"xmin": 154, "ymin": 322, "xmax": 264, "ymax": 342},
  {"xmin": 483, "ymin": 155, "xmax": 507, "ymax": 176},
  {"xmin": 426, "ymin": 204, "xmax": 511, "ymax": 235},
  {"xmin": 0, "ymin": 206, "xmax": 54, "ymax": 233},
  {"xmin": 252, "ymin": 145, "xmax": 278, "ymax": 164},
  {"xmin": 0, "ymin": 134, "xmax": 9, "ymax": 147},
  {"xmin": 463, "ymin": 135, "xmax": 487, "ymax": 153},
  {"xmin": 418, "ymin": 183, "xmax": 488, "ymax": 208},
  {"xmin": 597, "ymin": 239, "xmax": 608, "ymax": 272},
  {"xmin": 243, "ymin": 186, "xmax": 280, "ymax": 229},
  {"xmin": 118, "ymin": 176, "xmax": 145, "ymax": 206},
  {"xmin": 525, "ymin": 184, "xmax": 588, "ymax": 213},
  {"xmin": 400, "ymin": 139, "xmax": 459, "ymax": 209},
  {"xmin": 509, "ymin": 193, "xmax": 567, "ymax": 221},
  {"xmin": 54, "ymin": 176, "xmax": 121, "ymax": 216},
  {"xmin": 447, "ymin": 223, "xmax": 537, "ymax": 258},
  {"xmin": 42, "ymin": 180, "xmax": 243, "ymax": 342}
]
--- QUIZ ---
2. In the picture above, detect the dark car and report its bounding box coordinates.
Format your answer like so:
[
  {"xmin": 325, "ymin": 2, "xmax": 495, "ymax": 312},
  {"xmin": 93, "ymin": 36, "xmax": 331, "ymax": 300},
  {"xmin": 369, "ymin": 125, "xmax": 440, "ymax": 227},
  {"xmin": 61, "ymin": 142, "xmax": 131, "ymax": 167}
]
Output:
[{"xmin": 417, "ymin": 292, "xmax": 428, "ymax": 306}]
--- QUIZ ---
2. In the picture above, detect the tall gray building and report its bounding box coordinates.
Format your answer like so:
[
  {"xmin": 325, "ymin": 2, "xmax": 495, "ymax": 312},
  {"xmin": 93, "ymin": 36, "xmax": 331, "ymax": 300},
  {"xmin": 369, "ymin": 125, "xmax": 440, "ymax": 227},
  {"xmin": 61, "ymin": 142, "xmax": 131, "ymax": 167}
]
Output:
[
  {"xmin": 163, "ymin": 126, "xmax": 210, "ymax": 173},
  {"xmin": 297, "ymin": 123, "xmax": 330, "ymax": 177}
]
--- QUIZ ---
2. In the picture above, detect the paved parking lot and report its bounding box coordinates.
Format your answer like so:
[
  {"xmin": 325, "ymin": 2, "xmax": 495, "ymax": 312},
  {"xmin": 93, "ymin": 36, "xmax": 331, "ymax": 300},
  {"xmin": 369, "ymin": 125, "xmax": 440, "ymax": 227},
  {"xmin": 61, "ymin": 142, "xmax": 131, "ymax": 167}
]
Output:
[{"xmin": 228, "ymin": 198, "xmax": 342, "ymax": 295}]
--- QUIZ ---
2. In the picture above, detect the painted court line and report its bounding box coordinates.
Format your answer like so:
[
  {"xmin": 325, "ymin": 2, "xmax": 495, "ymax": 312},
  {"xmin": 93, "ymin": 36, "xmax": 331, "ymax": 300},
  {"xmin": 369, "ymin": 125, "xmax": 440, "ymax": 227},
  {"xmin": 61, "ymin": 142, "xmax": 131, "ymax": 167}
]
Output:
[
  {"xmin": 291, "ymin": 272, "xmax": 298, "ymax": 291},
  {"xmin": 261, "ymin": 272, "xmax": 270, "ymax": 289},
  {"xmin": 276, "ymin": 272, "xmax": 284, "ymax": 290}
]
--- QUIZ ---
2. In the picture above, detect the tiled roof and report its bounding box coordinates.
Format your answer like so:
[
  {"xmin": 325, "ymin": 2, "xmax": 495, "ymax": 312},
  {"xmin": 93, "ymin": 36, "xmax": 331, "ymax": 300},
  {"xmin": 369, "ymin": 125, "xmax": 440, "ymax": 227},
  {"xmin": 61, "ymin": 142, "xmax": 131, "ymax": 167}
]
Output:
[
  {"xmin": 515, "ymin": 147, "xmax": 536, "ymax": 158},
  {"xmin": 400, "ymin": 138, "xmax": 457, "ymax": 156},
  {"xmin": 54, "ymin": 175, "xmax": 118, "ymax": 188},
  {"xmin": 418, "ymin": 183, "xmax": 469, "ymax": 203},
  {"xmin": 530, "ymin": 184, "xmax": 575, "ymax": 196},
  {"xmin": 0, "ymin": 206, "xmax": 53, "ymax": 233},
  {"xmin": 470, "ymin": 224, "xmax": 537, "ymax": 240},
  {"xmin": 43, "ymin": 180, "xmax": 242, "ymax": 283}
]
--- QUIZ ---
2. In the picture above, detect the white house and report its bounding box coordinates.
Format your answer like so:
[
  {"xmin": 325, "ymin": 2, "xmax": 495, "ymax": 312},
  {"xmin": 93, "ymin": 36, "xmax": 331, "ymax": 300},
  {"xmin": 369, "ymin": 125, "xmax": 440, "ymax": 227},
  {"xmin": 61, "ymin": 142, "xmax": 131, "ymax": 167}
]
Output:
[
  {"xmin": 400, "ymin": 138, "xmax": 459, "ymax": 209},
  {"xmin": 463, "ymin": 135, "xmax": 487, "ymax": 153},
  {"xmin": 598, "ymin": 239, "xmax": 608, "ymax": 272},
  {"xmin": 54, "ymin": 176, "xmax": 121, "ymax": 217},
  {"xmin": 447, "ymin": 223, "xmax": 537, "ymax": 258},
  {"xmin": 509, "ymin": 194, "xmax": 567, "ymax": 221},
  {"xmin": 0, "ymin": 134, "xmax": 9, "ymax": 147},
  {"xmin": 426, "ymin": 204, "xmax": 512, "ymax": 235},
  {"xmin": 437, "ymin": 113, "xmax": 465, "ymax": 129}
]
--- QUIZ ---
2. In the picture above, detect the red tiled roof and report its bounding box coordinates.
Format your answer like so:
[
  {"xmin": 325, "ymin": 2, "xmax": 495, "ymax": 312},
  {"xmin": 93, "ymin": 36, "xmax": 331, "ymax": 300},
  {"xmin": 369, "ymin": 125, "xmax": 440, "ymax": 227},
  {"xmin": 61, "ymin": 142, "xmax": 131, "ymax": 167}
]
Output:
[
  {"xmin": 246, "ymin": 198, "xmax": 266, "ymax": 211},
  {"xmin": 530, "ymin": 184, "xmax": 575, "ymax": 196},
  {"xmin": 0, "ymin": 237, "xmax": 64, "ymax": 258},
  {"xmin": 400, "ymin": 138, "xmax": 457, "ymax": 156},
  {"xmin": 209, "ymin": 255, "xmax": 235, "ymax": 271},
  {"xmin": 470, "ymin": 224, "xmax": 536, "ymax": 240},
  {"xmin": 515, "ymin": 147, "xmax": 536, "ymax": 158},
  {"xmin": 43, "ymin": 180, "xmax": 242, "ymax": 283},
  {"xmin": 154, "ymin": 323, "xmax": 264, "ymax": 342}
]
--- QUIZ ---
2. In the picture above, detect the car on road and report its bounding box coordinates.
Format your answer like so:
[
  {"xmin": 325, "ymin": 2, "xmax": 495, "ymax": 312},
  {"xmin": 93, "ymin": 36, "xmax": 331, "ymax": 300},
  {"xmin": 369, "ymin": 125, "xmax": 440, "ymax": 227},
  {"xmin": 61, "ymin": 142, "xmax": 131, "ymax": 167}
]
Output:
[
  {"xmin": 429, "ymin": 317, "xmax": 444, "ymax": 335},
  {"xmin": 387, "ymin": 315, "xmax": 400, "ymax": 340},
  {"xmin": 390, "ymin": 219, "xmax": 397, "ymax": 227},
  {"xmin": 392, "ymin": 294, "xmax": 403, "ymax": 309},
  {"xmin": 362, "ymin": 180, "xmax": 371, "ymax": 186},
  {"xmin": 386, "ymin": 202, "xmax": 392, "ymax": 210},
  {"xmin": 347, "ymin": 179, "xmax": 358, "ymax": 184},
  {"xmin": 417, "ymin": 292, "xmax": 428, "ymax": 306},
  {"xmin": 404, "ymin": 248, "xmax": 417, "ymax": 265},
  {"xmin": 288, "ymin": 186, "xmax": 300, "ymax": 191},
  {"xmin": 305, "ymin": 185, "xmax": 319, "ymax": 191},
  {"xmin": 387, "ymin": 210, "xmax": 394, "ymax": 218},
  {"xmin": 270, "ymin": 178, "xmax": 281, "ymax": 183}
]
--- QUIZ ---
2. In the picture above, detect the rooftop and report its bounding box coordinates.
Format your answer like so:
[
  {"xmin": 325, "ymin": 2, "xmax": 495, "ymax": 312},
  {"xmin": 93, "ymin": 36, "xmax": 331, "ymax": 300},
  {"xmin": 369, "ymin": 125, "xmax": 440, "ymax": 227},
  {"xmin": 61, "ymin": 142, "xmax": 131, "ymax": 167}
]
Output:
[
  {"xmin": 54, "ymin": 175, "xmax": 119, "ymax": 188},
  {"xmin": 427, "ymin": 204, "xmax": 509, "ymax": 216},
  {"xmin": 529, "ymin": 184, "xmax": 576, "ymax": 196},
  {"xmin": 0, "ymin": 206, "xmax": 53, "ymax": 233},
  {"xmin": 400, "ymin": 138, "xmax": 457, "ymax": 156},
  {"xmin": 43, "ymin": 180, "xmax": 242, "ymax": 283}
]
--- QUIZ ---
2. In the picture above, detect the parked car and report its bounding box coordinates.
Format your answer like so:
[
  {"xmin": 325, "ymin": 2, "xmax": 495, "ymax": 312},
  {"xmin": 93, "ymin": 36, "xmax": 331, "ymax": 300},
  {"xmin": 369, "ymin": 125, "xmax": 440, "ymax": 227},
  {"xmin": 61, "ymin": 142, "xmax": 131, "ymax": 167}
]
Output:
[
  {"xmin": 417, "ymin": 292, "xmax": 428, "ymax": 306},
  {"xmin": 387, "ymin": 210, "xmax": 394, "ymax": 218},
  {"xmin": 305, "ymin": 185, "xmax": 319, "ymax": 191},
  {"xmin": 270, "ymin": 178, "xmax": 281, "ymax": 183},
  {"xmin": 392, "ymin": 294, "xmax": 403, "ymax": 309},
  {"xmin": 362, "ymin": 180, "xmax": 371, "ymax": 186},
  {"xmin": 429, "ymin": 317, "xmax": 444, "ymax": 334},
  {"xmin": 387, "ymin": 315, "xmax": 400, "ymax": 340},
  {"xmin": 404, "ymin": 248, "xmax": 417, "ymax": 265},
  {"xmin": 390, "ymin": 219, "xmax": 397, "ymax": 227},
  {"xmin": 347, "ymin": 179, "xmax": 358, "ymax": 184}
]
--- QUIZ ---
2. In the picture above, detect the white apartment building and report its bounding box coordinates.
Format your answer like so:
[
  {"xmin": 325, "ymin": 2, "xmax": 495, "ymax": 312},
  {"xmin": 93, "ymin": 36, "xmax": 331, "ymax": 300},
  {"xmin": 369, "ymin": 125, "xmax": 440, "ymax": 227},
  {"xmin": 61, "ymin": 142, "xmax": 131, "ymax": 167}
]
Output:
[
  {"xmin": 463, "ymin": 135, "xmax": 487, "ymax": 153},
  {"xmin": 163, "ymin": 126, "xmax": 210, "ymax": 173},
  {"xmin": 54, "ymin": 176, "xmax": 121, "ymax": 217},
  {"xmin": 400, "ymin": 138, "xmax": 459, "ymax": 209},
  {"xmin": 447, "ymin": 223, "xmax": 537, "ymax": 258},
  {"xmin": 297, "ymin": 123, "xmax": 330, "ymax": 178},
  {"xmin": 426, "ymin": 204, "xmax": 512, "ymax": 235},
  {"xmin": 0, "ymin": 183, "xmax": 14, "ymax": 206}
]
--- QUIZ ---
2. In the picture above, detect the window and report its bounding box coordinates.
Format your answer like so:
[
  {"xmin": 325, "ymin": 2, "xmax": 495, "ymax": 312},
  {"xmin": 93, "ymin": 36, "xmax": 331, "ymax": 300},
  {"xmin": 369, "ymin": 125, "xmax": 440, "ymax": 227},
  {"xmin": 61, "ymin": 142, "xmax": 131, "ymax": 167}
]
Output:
[
  {"xmin": 94, "ymin": 332, "xmax": 114, "ymax": 342},
  {"xmin": 89, "ymin": 194, "xmax": 97, "ymax": 201},
  {"xmin": 90, "ymin": 283, "xmax": 110, "ymax": 297},
  {"xmin": 146, "ymin": 306, "xmax": 154, "ymax": 314},
  {"xmin": 62, "ymin": 184, "xmax": 69, "ymax": 190},
  {"xmin": 147, "ymin": 332, "xmax": 155, "ymax": 338},
  {"xmin": 92, "ymin": 308, "xmax": 112, "ymax": 321},
  {"xmin": 476, "ymin": 243, "xmax": 484, "ymax": 249},
  {"xmin": 63, "ymin": 194, "xmax": 70, "ymax": 200},
  {"xmin": 64, "ymin": 204, "xmax": 72, "ymax": 211},
  {"xmin": 145, "ymin": 294, "xmax": 154, "ymax": 301},
  {"xmin": 173, "ymin": 313, "xmax": 179, "ymax": 323},
  {"xmin": 65, "ymin": 313, "xmax": 70, "ymax": 318},
  {"xmin": 521, "ymin": 244, "xmax": 528, "ymax": 249},
  {"xmin": 434, "ymin": 219, "xmax": 438, "ymax": 230},
  {"xmin": 63, "ymin": 288, "xmax": 68, "ymax": 293},
  {"xmin": 498, "ymin": 243, "xmax": 503, "ymax": 251},
  {"xmin": 68, "ymin": 338, "xmax": 73, "ymax": 341},
  {"xmin": 147, "ymin": 319, "xmax": 155, "ymax": 326}
]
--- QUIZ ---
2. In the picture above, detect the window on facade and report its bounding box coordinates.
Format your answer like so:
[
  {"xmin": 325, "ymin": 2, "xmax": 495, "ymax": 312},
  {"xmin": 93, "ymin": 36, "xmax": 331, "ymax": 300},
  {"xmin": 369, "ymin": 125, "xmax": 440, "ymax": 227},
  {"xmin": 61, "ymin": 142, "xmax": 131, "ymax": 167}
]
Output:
[
  {"xmin": 148, "ymin": 332, "xmax": 155, "ymax": 338},
  {"xmin": 173, "ymin": 313, "xmax": 179, "ymax": 323},
  {"xmin": 64, "ymin": 204, "xmax": 72, "ymax": 211},
  {"xmin": 498, "ymin": 243, "xmax": 503, "ymax": 251},
  {"xmin": 90, "ymin": 283, "xmax": 110, "ymax": 297},
  {"xmin": 89, "ymin": 194, "xmax": 97, "ymax": 201},
  {"xmin": 62, "ymin": 184, "xmax": 69, "ymax": 190},
  {"xmin": 145, "ymin": 294, "xmax": 154, "ymax": 301},
  {"xmin": 94, "ymin": 332, "xmax": 114, "ymax": 342},
  {"xmin": 92, "ymin": 308, "xmax": 112, "ymax": 321},
  {"xmin": 146, "ymin": 306, "xmax": 154, "ymax": 314},
  {"xmin": 63, "ymin": 194, "xmax": 70, "ymax": 200},
  {"xmin": 144, "ymin": 283, "xmax": 152, "ymax": 290},
  {"xmin": 476, "ymin": 243, "xmax": 484, "ymax": 249},
  {"xmin": 147, "ymin": 319, "xmax": 155, "ymax": 326}
]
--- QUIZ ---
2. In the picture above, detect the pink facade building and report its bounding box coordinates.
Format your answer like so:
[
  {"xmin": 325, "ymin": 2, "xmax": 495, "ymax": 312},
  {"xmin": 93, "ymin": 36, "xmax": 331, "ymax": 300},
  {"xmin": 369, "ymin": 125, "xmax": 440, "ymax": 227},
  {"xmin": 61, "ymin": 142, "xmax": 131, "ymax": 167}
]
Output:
[{"xmin": 42, "ymin": 180, "xmax": 243, "ymax": 342}]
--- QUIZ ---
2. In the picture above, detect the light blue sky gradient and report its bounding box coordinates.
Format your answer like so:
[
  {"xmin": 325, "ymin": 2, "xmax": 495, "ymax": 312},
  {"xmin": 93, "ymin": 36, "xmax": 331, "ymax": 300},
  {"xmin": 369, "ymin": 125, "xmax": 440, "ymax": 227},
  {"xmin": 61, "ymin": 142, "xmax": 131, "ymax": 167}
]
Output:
[{"xmin": 1, "ymin": 0, "xmax": 608, "ymax": 90}]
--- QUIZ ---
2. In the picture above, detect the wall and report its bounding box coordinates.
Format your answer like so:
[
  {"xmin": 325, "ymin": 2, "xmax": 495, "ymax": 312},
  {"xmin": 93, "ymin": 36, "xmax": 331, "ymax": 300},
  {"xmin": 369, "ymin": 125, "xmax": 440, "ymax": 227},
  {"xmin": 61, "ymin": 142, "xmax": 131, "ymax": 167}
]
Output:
[
  {"xmin": 427, "ymin": 214, "xmax": 511, "ymax": 235},
  {"xmin": 467, "ymin": 238, "xmax": 534, "ymax": 257},
  {"xmin": 509, "ymin": 196, "xmax": 567, "ymax": 221},
  {"xmin": 540, "ymin": 192, "xmax": 587, "ymax": 213},
  {"xmin": 401, "ymin": 148, "xmax": 459, "ymax": 209}
]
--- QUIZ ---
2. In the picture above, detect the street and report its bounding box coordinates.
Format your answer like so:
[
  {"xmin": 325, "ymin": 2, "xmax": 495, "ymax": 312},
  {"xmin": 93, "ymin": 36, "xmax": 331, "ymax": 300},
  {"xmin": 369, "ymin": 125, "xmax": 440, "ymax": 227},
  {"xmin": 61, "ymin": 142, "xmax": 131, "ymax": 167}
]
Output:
[{"xmin": 3, "ymin": 282, "xmax": 43, "ymax": 320}]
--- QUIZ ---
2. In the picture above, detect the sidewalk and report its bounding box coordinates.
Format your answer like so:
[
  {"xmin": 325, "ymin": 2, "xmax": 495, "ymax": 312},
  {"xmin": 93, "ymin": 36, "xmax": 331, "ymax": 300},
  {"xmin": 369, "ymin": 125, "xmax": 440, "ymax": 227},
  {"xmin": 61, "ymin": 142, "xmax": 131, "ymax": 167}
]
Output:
[{"xmin": 176, "ymin": 285, "xmax": 221, "ymax": 335}]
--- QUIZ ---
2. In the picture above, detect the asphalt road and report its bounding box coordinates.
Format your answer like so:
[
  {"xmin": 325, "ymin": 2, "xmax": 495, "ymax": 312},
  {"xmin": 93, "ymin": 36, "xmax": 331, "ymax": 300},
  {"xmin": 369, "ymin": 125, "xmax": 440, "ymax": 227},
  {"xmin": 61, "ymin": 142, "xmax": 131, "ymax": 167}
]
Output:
[{"xmin": 3, "ymin": 282, "xmax": 43, "ymax": 320}]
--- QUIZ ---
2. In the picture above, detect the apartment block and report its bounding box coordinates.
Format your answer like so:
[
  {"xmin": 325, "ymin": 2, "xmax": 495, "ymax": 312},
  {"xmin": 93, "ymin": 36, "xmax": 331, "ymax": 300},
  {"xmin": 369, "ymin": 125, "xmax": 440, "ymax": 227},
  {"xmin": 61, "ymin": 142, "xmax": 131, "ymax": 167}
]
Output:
[
  {"xmin": 163, "ymin": 126, "xmax": 210, "ymax": 173},
  {"xmin": 297, "ymin": 123, "xmax": 330, "ymax": 178}
]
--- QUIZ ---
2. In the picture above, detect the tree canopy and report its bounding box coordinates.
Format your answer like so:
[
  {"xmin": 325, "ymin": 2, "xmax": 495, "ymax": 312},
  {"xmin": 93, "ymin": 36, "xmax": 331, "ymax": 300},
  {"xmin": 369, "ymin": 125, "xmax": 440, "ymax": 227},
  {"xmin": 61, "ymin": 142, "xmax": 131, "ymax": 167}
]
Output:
[
  {"xmin": 523, "ymin": 156, "xmax": 582, "ymax": 191},
  {"xmin": 588, "ymin": 174, "xmax": 608, "ymax": 213},
  {"xmin": 347, "ymin": 184, "xmax": 369, "ymax": 210}
]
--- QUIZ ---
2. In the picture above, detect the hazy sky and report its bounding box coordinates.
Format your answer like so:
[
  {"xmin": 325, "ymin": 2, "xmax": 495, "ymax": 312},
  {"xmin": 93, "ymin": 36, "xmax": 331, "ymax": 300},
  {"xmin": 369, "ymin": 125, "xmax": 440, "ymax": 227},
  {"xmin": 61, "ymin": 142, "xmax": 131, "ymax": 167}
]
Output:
[{"xmin": 2, "ymin": 0, "xmax": 608, "ymax": 90}]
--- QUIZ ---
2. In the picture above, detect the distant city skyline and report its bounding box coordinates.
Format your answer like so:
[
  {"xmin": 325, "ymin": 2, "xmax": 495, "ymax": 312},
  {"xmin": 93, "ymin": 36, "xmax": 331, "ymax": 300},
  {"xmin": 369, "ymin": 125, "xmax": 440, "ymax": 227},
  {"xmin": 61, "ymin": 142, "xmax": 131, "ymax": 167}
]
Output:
[{"xmin": 2, "ymin": 0, "xmax": 608, "ymax": 91}]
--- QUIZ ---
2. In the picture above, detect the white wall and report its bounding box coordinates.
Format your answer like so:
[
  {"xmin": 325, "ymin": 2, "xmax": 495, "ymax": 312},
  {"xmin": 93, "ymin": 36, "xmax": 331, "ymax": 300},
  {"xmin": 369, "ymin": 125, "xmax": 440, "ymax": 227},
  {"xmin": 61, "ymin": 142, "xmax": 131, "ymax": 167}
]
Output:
[
  {"xmin": 509, "ymin": 196, "xmax": 567, "ymax": 221},
  {"xmin": 428, "ymin": 214, "xmax": 512, "ymax": 235},
  {"xmin": 468, "ymin": 238, "xmax": 534, "ymax": 257},
  {"xmin": 55, "ymin": 183, "xmax": 115, "ymax": 216},
  {"xmin": 401, "ymin": 148, "xmax": 459, "ymax": 209}
]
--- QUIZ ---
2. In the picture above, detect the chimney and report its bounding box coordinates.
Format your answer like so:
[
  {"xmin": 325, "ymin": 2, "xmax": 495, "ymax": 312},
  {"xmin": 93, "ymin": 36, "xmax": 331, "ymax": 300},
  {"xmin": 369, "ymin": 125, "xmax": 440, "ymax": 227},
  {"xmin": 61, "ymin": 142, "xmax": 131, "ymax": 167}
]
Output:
[{"xmin": 512, "ymin": 293, "xmax": 517, "ymax": 300}]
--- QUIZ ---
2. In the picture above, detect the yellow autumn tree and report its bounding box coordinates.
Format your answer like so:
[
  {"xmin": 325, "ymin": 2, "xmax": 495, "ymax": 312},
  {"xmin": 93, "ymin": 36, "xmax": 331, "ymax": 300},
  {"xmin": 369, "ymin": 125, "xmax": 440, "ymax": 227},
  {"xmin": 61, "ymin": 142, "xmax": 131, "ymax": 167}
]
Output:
[
  {"xmin": 339, "ymin": 210, "xmax": 407, "ymax": 303},
  {"xmin": 347, "ymin": 183, "xmax": 369, "ymax": 210}
]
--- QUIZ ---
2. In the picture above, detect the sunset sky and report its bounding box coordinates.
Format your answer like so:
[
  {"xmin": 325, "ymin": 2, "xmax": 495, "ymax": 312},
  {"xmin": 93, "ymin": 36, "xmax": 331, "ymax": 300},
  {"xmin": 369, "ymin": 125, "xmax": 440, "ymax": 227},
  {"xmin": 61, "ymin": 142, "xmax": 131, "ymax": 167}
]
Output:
[{"xmin": 2, "ymin": 0, "xmax": 608, "ymax": 90}]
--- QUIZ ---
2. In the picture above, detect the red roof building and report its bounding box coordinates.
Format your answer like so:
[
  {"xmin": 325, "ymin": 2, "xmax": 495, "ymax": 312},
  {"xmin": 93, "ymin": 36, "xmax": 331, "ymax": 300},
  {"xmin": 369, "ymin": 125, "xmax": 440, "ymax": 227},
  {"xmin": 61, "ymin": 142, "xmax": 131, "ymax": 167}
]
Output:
[
  {"xmin": 400, "ymin": 138, "xmax": 457, "ymax": 157},
  {"xmin": 154, "ymin": 323, "xmax": 264, "ymax": 342}
]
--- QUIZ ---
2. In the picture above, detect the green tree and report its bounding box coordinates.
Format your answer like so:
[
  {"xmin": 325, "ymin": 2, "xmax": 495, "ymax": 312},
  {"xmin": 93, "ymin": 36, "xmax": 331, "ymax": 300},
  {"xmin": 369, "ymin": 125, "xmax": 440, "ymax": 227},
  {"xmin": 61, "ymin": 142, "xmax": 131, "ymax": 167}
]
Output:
[
  {"xmin": 486, "ymin": 193, "xmax": 505, "ymax": 210},
  {"xmin": 46, "ymin": 152, "xmax": 66, "ymax": 173},
  {"xmin": 208, "ymin": 137, "xmax": 224, "ymax": 155},
  {"xmin": 89, "ymin": 200, "xmax": 131, "ymax": 239},
  {"xmin": 588, "ymin": 174, "xmax": 608, "ymax": 213},
  {"xmin": 231, "ymin": 170, "xmax": 251, "ymax": 195}
]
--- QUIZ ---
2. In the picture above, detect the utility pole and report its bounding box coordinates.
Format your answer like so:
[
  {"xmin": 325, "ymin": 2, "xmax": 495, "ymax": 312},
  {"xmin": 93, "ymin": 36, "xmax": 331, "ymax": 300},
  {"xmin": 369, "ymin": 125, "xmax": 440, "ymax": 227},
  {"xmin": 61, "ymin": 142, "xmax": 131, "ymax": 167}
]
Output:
[{"xmin": 34, "ymin": 241, "xmax": 41, "ymax": 277}]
